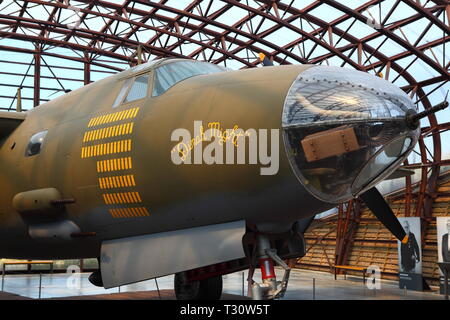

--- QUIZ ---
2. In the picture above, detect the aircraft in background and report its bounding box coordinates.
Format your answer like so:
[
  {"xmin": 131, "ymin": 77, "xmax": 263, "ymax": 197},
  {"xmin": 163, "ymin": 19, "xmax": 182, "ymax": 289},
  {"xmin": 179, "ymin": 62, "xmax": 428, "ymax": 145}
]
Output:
[{"xmin": 0, "ymin": 56, "xmax": 446, "ymax": 300}]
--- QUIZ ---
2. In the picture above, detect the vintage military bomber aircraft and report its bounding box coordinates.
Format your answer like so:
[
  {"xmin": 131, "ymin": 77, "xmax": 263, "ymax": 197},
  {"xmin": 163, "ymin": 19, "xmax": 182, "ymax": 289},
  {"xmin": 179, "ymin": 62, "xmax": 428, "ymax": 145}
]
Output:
[{"xmin": 0, "ymin": 57, "xmax": 446, "ymax": 299}]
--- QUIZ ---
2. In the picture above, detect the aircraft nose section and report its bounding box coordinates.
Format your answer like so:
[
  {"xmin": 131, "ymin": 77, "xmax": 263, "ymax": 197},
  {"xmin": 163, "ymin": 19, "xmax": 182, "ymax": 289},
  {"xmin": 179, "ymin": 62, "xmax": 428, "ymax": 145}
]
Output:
[{"xmin": 281, "ymin": 66, "xmax": 420, "ymax": 203}]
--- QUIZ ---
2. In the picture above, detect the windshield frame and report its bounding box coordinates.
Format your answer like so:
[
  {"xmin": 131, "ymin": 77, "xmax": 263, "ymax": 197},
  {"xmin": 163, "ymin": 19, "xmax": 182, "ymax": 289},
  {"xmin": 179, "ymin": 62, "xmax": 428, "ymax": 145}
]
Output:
[{"xmin": 151, "ymin": 60, "xmax": 229, "ymax": 97}]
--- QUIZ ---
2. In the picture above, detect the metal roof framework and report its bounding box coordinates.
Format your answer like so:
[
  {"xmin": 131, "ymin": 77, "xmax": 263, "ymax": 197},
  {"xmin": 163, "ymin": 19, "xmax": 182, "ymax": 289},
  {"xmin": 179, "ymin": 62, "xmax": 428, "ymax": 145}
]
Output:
[{"xmin": 0, "ymin": 0, "xmax": 449, "ymax": 267}]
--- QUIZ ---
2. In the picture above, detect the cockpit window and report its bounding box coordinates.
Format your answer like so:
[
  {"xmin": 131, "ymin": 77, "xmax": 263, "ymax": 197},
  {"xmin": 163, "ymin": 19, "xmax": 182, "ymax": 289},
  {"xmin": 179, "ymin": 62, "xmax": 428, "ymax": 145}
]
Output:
[
  {"xmin": 124, "ymin": 74, "xmax": 149, "ymax": 103},
  {"xmin": 112, "ymin": 75, "xmax": 149, "ymax": 108},
  {"xmin": 112, "ymin": 78, "xmax": 133, "ymax": 108},
  {"xmin": 152, "ymin": 61, "xmax": 227, "ymax": 97},
  {"xmin": 25, "ymin": 130, "xmax": 48, "ymax": 157}
]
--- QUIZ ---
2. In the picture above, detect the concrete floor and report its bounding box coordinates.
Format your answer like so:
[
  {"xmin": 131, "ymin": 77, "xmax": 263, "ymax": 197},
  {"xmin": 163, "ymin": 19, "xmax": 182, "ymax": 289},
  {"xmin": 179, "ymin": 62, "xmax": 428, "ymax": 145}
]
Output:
[{"xmin": 0, "ymin": 268, "xmax": 445, "ymax": 300}]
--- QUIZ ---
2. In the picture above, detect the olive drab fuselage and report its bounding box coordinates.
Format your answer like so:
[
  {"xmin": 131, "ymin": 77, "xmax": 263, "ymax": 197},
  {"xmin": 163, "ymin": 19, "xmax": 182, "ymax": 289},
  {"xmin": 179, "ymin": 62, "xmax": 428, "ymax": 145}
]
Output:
[{"xmin": 0, "ymin": 61, "xmax": 331, "ymax": 259}]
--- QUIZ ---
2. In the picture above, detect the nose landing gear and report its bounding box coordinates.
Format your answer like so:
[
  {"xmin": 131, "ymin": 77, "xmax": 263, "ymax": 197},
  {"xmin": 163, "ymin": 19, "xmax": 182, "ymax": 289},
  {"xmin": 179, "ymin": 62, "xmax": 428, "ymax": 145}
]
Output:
[
  {"xmin": 249, "ymin": 234, "xmax": 291, "ymax": 300},
  {"xmin": 174, "ymin": 272, "xmax": 223, "ymax": 300}
]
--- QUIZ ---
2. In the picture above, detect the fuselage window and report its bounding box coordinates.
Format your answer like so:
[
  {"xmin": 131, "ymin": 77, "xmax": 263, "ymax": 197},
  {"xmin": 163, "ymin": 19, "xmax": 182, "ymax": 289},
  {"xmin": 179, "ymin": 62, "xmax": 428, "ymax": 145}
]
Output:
[
  {"xmin": 152, "ymin": 61, "xmax": 227, "ymax": 97},
  {"xmin": 25, "ymin": 130, "xmax": 48, "ymax": 157}
]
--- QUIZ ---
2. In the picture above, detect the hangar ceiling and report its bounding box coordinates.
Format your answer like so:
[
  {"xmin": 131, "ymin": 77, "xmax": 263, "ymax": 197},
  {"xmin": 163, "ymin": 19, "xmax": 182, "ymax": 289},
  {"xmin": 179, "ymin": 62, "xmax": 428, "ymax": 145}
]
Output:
[
  {"xmin": 0, "ymin": 1, "xmax": 447, "ymax": 103},
  {"xmin": 0, "ymin": 0, "xmax": 449, "ymax": 237}
]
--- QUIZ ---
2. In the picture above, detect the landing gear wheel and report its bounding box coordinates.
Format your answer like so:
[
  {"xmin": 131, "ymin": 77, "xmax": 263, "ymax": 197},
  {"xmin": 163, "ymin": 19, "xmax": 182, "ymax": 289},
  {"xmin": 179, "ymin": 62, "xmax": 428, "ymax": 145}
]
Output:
[{"xmin": 174, "ymin": 273, "xmax": 223, "ymax": 300}]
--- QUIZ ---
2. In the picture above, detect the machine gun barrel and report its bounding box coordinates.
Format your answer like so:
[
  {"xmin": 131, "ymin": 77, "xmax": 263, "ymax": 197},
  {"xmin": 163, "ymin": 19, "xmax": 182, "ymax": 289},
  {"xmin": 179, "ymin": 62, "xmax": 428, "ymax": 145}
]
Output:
[
  {"xmin": 406, "ymin": 100, "xmax": 448, "ymax": 129},
  {"xmin": 411, "ymin": 101, "xmax": 448, "ymax": 122}
]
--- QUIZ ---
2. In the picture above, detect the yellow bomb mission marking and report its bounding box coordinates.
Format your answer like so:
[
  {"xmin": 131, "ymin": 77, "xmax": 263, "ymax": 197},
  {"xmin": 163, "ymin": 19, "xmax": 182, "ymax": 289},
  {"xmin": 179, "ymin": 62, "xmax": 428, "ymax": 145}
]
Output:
[
  {"xmin": 83, "ymin": 122, "xmax": 134, "ymax": 142},
  {"xmin": 81, "ymin": 139, "xmax": 132, "ymax": 158},
  {"xmin": 81, "ymin": 107, "xmax": 150, "ymax": 219},
  {"xmin": 87, "ymin": 107, "xmax": 140, "ymax": 128}
]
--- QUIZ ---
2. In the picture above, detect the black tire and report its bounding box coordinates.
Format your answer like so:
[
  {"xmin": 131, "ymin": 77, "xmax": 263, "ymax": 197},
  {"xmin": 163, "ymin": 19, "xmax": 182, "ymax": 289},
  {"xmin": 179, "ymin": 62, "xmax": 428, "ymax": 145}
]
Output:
[
  {"xmin": 174, "ymin": 273, "xmax": 223, "ymax": 300},
  {"xmin": 88, "ymin": 270, "xmax": 103, "ymax": 287}
]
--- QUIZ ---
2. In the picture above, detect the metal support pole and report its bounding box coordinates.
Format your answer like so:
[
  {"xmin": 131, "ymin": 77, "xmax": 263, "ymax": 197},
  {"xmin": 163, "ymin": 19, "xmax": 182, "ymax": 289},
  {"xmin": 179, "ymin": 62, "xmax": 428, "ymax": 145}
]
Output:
[
  {"xmin": 38, "ymin": 273, "xmax": 42, "ymax": 299},
  {"xmin": 313, "ymin": 278, "xmax": 315, "ymax": 300},
  {"xmin": 1, "ymin": 265, "xmax": 5, "ymax": 292},
  {"xmin": 84, "ymin": 55, "xmax": 90, "ymax": 85},
  {"xmin": 242, "ymin": 272, "xmax": 245, "ymax": 296},
  {"xmin": 445, "ymin": 269, "xmax": 448, "ymax": 301},
  {"xmin": 137, "ymin": 45, "xmax": 142, "ymax": 65},
  {"xmin": 16, "ymin": 87, "xmax": 22, "ymax": 112},
  {"xmin": 155, "ymin": 278, "xmax": 161, "ymax": 300},
  {"xmin": 247, "ymin": 242, "xmax": 258, "ymax": 299},
  {"xmin": 34, "ymin": 46, "xmax": 41, "ymax": 108}
]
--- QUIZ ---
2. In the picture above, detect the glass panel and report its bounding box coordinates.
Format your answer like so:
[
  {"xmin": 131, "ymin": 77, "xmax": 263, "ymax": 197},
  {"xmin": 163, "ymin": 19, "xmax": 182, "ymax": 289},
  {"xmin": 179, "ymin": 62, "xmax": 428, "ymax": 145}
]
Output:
[
  {"xmin": 352, "ymin": 137, "xmax": 412, "ymax": 191},
  {"xmin": 25, "ymin": 130, "xmax": 48, "ymax": 157},
  {"xmin": 284, "ymin": 121, "xmax": 415, "ymax": 202},
  {"xmin": 112, "ymin": 78, "xmax": 133, "ymax": 108},
  {"xmin": 282, "ymin": 65, "xmax": 416, "ymax": 128},
  {"xmin": 124, "ymin": 75, "xmax": 149, "ymax": 103},
  {"xmin": 282, "ymin": 65, "xmax": 420, "ymax": 203},
  {"xmin": 152, "ymin": 61, "xmax": 227, "ymax": 96}
]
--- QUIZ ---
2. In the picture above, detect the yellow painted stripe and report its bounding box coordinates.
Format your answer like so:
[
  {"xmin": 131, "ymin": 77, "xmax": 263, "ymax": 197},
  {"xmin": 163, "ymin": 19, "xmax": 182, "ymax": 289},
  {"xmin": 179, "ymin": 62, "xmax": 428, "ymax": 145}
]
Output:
[
  {"xmin": 112, "ymin": 111, "xmax": 120, "ymax": 123},
  {"xmin": 128, "ymin": 208, "xmax": 135, "ymax": 217},
  {"xmin": 141, "ymin": 207, "xmax": 150, "ymax": 216},
  {"xmin": 87, "ymin": 107, "xmax": 140, "ymax": 128},
  {"xmin": 135, "ymin": 192, "xmax": 142, "ymax": 202},
  {"xmin": 109, "ymin": 206, "xmax": 150, "ymax": 218},
  {"xmin": 123, "ymin": 192, "xmax": 132, "ymax": 203},
  {"xmin": 112, "ymin": 176, "xmax": 118, "ymax": 188},
  {"xmin": 119, "ymin": 193, "xmax": 126, "ymax": 204},
  {"xmin": 98, "ymin": 175, "xmax": 137, "ymax": 189},
  {"xmin": 83, "ymin": 122, "xmax": 135, "ymax": 142},
  {"xmin": 81, "ymin": 139, "xmax": 132, "ymax": 158},
  {"xmin": 128, "ymin": 192, "xmax": 136, "ymax": 203},
  {"xmin": 128, "ymin": 208, "xmax": 135, "ymax": 218}
]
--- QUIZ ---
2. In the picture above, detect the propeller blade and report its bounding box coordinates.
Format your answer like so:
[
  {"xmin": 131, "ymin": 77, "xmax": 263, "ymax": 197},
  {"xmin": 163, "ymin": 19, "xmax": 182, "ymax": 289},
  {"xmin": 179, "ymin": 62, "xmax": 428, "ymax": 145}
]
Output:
[
  {"xmin": 258, "ymin": 53, "xmax": 273, "ymax": 66},
  {"xmin": 384, "ymin": 168, "xmax": 415, "ymax": 180},
  {"xmin": 295, "ymin": 215, "xmax": 315, "ymax": 234},
  {"xmin": 359, "ymin": 187, "xmax": 408, "ymax": 244}
]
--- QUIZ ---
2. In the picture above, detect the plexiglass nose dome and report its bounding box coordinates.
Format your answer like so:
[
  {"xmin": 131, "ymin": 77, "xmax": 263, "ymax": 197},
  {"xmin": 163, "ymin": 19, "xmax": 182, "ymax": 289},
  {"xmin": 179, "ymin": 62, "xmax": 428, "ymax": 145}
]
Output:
[{"xmin": 282, "ymin": 66, "xmax": 420, "ymax": 203}]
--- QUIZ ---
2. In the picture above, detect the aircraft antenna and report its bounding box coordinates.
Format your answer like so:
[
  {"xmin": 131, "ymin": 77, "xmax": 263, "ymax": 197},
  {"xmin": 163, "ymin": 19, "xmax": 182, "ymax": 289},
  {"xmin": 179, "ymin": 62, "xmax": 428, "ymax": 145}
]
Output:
[{"xmin": 16, "ymin": 87, "xmax": 22, "ymax": 112}]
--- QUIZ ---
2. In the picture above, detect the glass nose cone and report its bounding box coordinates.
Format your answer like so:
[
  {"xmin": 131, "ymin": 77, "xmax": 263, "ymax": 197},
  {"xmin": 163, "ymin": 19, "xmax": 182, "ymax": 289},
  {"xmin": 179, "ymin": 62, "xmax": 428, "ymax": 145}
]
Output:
[{"xmin": 282, "ymin": 66, "xmax": 420, "ymax": 203}]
